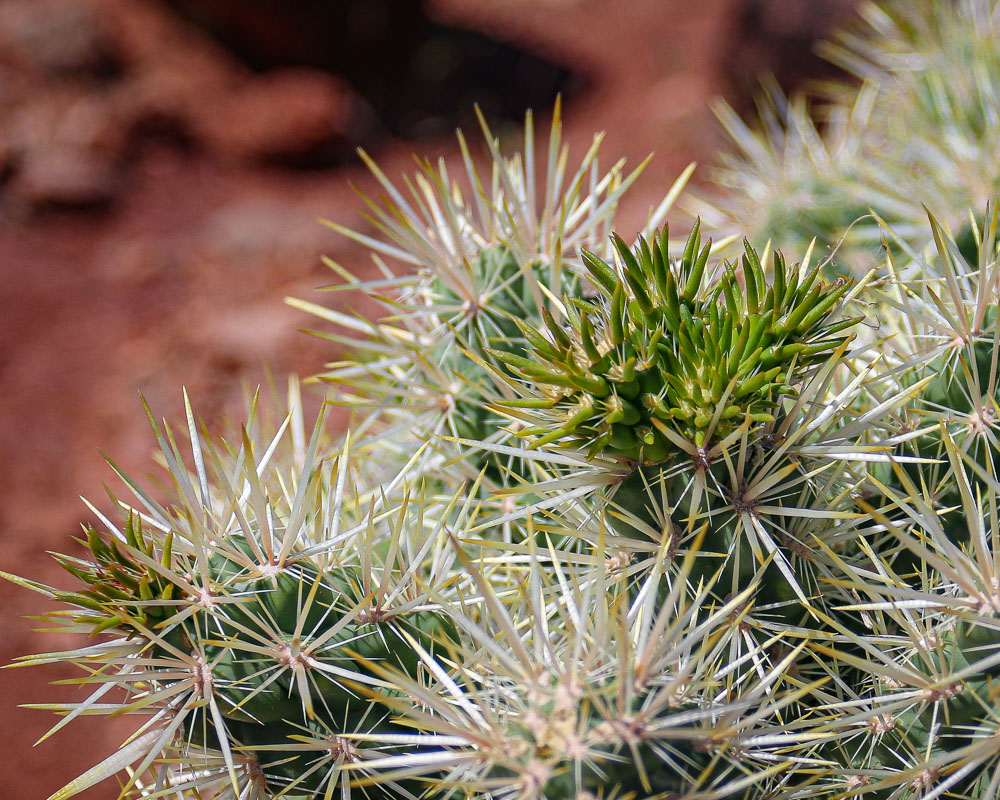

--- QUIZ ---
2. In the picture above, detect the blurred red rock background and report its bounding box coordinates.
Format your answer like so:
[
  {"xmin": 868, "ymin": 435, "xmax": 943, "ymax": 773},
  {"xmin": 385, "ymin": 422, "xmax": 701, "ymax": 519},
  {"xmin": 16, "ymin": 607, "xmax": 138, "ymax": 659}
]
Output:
[{"xmin": 0, "ymin": 1, "xmax": 857, "ymax": 796}]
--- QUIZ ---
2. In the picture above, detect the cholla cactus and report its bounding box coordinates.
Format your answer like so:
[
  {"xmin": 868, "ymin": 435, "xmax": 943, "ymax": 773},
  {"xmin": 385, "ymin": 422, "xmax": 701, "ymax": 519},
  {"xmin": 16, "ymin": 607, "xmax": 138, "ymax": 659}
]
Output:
[
  {"xmin": 697, "ymin": 0, "xmax": 1000, "ymax": 271},
  {"xmin": 10, "ymin": 3, "xmax": 1000, "ymax": 799},
  {"xmin": 697, "ymin": 79, "xmax": 882, "ymax": 263},
  {"xmin": 3, "ymin": 390, "xmax": 470, "ymax": 799},
  {"xmin": 289, "ymin": 102, "xmax": 693, "ymax": 492}
]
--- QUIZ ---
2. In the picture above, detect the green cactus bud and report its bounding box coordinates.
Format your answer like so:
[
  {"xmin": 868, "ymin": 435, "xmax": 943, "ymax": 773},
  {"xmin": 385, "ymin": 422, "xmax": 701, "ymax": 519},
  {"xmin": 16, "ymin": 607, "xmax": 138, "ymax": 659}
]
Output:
[{"xmin": 492, "ymin": 223, "xmax": 859, "ymax": 463}]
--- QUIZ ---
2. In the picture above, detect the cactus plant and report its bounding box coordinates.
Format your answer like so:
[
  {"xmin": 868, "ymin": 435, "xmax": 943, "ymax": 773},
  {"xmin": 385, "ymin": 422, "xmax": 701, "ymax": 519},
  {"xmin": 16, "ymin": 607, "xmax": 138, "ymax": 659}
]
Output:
[
  {"xmin": 9, "ymin": 2, "xmax": 1000, "ymax": 799},
  {"xmin": 696, "ymin": 0, "xmax": 1000, "ymax": 273}
]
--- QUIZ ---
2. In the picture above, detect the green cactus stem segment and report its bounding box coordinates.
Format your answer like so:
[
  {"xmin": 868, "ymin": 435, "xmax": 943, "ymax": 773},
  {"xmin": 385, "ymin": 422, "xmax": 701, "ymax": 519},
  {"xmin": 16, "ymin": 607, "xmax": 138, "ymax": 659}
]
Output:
[
  {"xmin": 494, "ymin": 222, "xmax": 858, "ymax": 461},
  {"xmin": 58, "ymin": 519, "xmax": 458, "ymax": 797}
]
